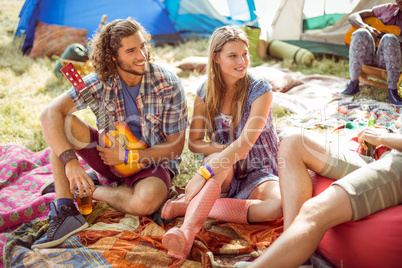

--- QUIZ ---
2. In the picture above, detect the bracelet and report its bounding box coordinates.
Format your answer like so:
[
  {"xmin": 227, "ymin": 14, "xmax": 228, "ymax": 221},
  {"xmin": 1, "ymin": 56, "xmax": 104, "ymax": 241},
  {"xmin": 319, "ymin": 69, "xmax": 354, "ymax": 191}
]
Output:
[
  {"xmin": 59, "ymin": 149, "xmax": 78, "ymax": 166},
  {"xmin": 124, "ymin": 149, "xmax": 129, "ymax": 165},
  {"xmin": 126, "ymin": 150, "xmax": 139, "ymax": 165},
  {"xmin": 203, "ymin": 164, "xmax": 215, "ymax": 177},
  {"xmin": 196, "ymin": 171, "xmax": 206, "ymax": 179},
  {"xmin": 197, "ymin": 165, "xmax": 214, "ymax": 180}
]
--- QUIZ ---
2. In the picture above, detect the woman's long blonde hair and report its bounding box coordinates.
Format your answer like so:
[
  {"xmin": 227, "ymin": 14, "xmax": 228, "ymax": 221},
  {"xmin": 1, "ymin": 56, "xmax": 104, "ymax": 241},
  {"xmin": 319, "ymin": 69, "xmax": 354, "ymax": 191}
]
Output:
[
  {"xmin": 88, "ymin": 19, "xmax": 154, "ymax": 82},
  {"xmin": 205, "ymin": 26, "xmax": 250, "ymax": 140}
]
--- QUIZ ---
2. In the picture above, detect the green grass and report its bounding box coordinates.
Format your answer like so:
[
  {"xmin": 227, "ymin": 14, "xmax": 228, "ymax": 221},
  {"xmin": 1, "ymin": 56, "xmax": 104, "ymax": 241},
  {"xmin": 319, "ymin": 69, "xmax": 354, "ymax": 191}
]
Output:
[{"xmin": 0, "ymin": 0, "xmax": 387, "ymax": 186}]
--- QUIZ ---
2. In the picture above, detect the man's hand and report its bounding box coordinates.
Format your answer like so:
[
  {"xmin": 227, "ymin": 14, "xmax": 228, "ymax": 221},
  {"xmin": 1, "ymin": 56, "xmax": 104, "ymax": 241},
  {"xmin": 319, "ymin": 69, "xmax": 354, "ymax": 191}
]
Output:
[
  {"xmin": 65, "ymin": 160, "xmax": 95, "ymax": 197},
  {"xmin": 357, "ymin": 127, "xmax": 387, "ymax": 150},
  {"xmin": 366, "ymin": 25, "xmax": 383, "ymax": 45},
  {"xmin": 96, "ymin": 133, "xmax": 126, "ymax": 165}
]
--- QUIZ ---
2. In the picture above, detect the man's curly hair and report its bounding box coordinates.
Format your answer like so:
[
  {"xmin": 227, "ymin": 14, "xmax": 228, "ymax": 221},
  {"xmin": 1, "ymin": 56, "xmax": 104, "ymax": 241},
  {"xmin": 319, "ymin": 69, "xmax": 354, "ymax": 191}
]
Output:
[{"xmin": 88, "ymin": 19, "xmax": 154, "ymax": 82}]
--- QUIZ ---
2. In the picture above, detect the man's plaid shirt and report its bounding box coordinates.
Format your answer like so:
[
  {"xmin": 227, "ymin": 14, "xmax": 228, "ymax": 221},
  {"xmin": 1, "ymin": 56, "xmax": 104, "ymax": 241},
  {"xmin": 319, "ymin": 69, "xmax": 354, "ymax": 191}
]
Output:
[{"xmin": 67, "ymin": 64, "xmax": 189, "ymax": 174}]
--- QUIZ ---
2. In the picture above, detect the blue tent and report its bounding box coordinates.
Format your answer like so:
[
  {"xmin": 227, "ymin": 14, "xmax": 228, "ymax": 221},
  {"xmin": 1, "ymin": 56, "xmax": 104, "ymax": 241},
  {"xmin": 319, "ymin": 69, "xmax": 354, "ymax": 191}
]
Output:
[
  {"xmin": 164, "ymin": 0, "xmax": 257, "ymax": 38},
  {"xmin": 15, "ymin": 0, "xmax": 182, "ymax": 55}
]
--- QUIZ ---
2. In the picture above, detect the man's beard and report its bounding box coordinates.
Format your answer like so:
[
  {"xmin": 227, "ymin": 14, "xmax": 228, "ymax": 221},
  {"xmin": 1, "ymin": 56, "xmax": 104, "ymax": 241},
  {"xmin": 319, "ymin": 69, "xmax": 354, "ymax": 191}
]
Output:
[{"xmin": 116, "ymin": 57, "xmax": 149, "ymax": 76}]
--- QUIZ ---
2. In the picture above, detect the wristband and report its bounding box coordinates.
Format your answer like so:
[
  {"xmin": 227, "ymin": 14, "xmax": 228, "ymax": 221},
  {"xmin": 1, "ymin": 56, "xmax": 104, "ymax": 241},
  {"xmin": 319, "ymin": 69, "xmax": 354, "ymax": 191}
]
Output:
[
  {"xmin": 126, "ymin": 150, "xmax": 139, "ymax": 165},
  {"xmin": 203, "ymin": 164, "xmax": 215, "ymax": 177},
  {"xmin": 196, "ymin": 171, "xmax": 206, "ymax": 179},
  {"xmin": 197, "ymin": 165, "xmax": 214, "ymax": 180},
  {"xmin": 59, "ymin": 149, "xmax": 78, "ymax": 166},
  {"xmin": 124, "ymin": 149, "xmax": 129, "ymax": 165},
  {"xmin": 196, "ymin": 169, "xmax": 209, "ymax": 180}
]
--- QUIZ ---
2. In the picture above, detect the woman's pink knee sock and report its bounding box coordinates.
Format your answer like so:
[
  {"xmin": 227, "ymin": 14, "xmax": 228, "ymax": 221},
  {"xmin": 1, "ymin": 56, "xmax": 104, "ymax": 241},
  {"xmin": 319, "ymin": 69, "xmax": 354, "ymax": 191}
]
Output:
[
  {"xmin": 162, "ymin": 179, "xmax": 221, "ymax": 259},
  {"xmin": 161, "ymin": 194, "xmax": 188, "ymax": 220},
  {"xmin": 208, "ymin": 198, "xmax": 252, "ymax": 224},
  {"xmin": 162, "ymin": 195, "xmax": 252, "ymax": 225}
]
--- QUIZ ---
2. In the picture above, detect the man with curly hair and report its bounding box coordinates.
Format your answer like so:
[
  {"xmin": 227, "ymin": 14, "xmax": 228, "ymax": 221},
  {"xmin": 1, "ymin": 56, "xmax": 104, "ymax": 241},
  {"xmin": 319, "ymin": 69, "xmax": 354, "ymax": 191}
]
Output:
[{"xmin": 32, "ymin": 19, "xmax": 188, "ymax": 249}]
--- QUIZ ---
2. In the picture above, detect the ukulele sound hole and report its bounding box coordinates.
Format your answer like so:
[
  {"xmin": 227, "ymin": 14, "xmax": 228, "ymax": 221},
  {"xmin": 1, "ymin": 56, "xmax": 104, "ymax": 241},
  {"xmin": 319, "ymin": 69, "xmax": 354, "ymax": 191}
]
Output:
[{"xmin": 115, "ymin": 134, "xmax": 129, "ymax": 148}]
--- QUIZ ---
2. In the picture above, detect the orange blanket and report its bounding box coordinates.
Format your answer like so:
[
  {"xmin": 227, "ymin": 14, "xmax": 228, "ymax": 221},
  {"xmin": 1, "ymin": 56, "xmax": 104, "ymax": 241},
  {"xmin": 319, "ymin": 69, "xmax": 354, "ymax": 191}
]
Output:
[{"xmin": 4, "ymin": 200, "xmax": 283, "ymax": 267}]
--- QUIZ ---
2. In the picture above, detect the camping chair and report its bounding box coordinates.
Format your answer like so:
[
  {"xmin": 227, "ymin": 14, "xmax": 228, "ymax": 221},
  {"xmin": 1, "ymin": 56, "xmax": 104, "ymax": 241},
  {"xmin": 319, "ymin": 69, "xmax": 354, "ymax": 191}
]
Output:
[{"xmin": 359, "ymin": 64, "xmax": 402, "ymax": 90}]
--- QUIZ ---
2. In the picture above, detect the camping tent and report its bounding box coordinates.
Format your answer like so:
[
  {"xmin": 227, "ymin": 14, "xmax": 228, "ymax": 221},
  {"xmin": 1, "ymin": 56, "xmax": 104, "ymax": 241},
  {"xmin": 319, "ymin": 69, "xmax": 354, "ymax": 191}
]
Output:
[
  {"xmin": 16, "ymin": 0, "xmax": 394, "ymax": 58},
  {"xmin": 266, "ymin": 0, "xmax": 393, "ymax": 57},
  {"xmin": 164, "ymin": 0, "xmax": 258, "ymax": 38},
  {"xmin": 164, "ymin": 0, "xmax": 393, "ymax": 58},
  {"xmin": 15, "ymin": 0, "xmax": 182, "ymax": 55},
  {"xmin": 270, "ymin": 0, "xmax": 392, "ymax": 44},
  {"xmin": 164, "ymin": 0, "xmax": 363, "ymax": 38}
]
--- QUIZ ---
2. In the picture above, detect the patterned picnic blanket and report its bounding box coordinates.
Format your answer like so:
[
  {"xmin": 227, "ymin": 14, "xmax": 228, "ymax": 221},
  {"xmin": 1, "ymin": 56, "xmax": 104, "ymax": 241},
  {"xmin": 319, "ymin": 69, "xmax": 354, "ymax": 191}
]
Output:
[
  {"xmin": 0, "ymin": 145, "xmax": 55, "ymax": 260},
  {"xmin": 3, "ymin": 201, "xmax": 283, "ymax": 267},
  {"xmin": 285, "ymin": 98, "xmax": 402, "ymax": 140},
  {"xmin": 0, "ymin": 145, "xmax": 118, "ymax": 267},
  {"xmin": 0, "ymin": 145, "xmax": 284, "ymax": 268}
]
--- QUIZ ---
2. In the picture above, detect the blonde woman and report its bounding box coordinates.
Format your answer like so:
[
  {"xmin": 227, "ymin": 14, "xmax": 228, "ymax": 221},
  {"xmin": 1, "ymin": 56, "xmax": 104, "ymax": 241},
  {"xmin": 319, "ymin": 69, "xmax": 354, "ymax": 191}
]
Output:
[{"xmin": 161, "ymin": 26, "xmax": 282, "ymax": 259}]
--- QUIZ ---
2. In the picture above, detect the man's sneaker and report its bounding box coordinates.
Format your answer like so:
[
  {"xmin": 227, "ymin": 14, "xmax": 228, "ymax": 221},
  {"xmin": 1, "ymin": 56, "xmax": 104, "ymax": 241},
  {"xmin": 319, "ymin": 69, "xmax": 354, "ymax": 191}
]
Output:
[
  {"xmin": 31, "ymin": 202, "xmax": 88, "ymax": 249},
  {"xmin": 387, "ymin": 88, "xmax": 402, "ymax": 105},
  {"xmin": 40, "ymin": 171, "xmax": 100, "ymax": 195},
  {"xmin": 341, "ymin": 80, "xmax": 360, "ymax": 95}
]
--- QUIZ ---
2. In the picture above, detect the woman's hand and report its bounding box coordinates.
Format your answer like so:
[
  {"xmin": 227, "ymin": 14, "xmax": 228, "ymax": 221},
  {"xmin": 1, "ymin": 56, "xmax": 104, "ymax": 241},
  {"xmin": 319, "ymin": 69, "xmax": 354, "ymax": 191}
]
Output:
[{"xmin": 185, "ymin": 173, "xmax": 207, "ymax": 202}]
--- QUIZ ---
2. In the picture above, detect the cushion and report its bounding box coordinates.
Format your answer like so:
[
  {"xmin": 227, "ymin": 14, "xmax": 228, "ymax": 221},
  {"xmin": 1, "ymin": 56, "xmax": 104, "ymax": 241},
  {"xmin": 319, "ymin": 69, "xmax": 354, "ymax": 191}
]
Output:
[
  {"xmin": 249, "ymin": 66, "xmax": 303, "ymax": 93},
  {"xmin": 175, "ymin": 56, "xmax": 208, "ymax": 72},
  {"xmin": 29, "ymin": 21, "xmax": 88, "ymax": 59},
  {"xmin": 312, "ymin": 174, "xmax": 402, "ymax": 268}
]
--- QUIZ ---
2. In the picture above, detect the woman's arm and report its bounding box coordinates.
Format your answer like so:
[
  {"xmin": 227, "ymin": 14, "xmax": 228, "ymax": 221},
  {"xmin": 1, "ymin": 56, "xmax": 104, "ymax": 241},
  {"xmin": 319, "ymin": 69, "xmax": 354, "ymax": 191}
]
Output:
[
  {"xmin": 204, "ymin": 90, "xmax": 273, "ymax": 173},
  {"xmin": 185, "ymin": 90, "xmax": 274, "ymax": 201},
  {"xmin": 188, "ymin": 95, "xmax": 226, "ymax": 155}
]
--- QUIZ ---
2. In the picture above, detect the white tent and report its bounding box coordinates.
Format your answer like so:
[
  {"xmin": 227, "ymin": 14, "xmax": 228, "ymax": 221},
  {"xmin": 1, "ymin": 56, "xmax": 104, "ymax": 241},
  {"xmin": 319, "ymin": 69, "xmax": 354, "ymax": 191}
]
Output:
[
  {"xmin": 257, "ymin": 0, "xmax": 393, "ymax": 57},
  {"xmin": 261, "ymin": 0, "xmax": 360, "ymax": 41},
  {"xmin": 255, "ymin": 0, "xmax": 391, "ymax": 43},
  {"xmin": 299, "ymin": 0, "xmax": 392, "ymax": 45}
]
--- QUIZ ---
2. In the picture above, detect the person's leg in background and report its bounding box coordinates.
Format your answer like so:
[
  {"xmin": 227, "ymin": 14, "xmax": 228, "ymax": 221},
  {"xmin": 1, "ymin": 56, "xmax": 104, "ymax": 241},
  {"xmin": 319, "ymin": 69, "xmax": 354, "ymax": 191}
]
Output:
[
  {"xmin": 376, "ymin": 33, "xmax": 402, "ymax": 104},
  {"xmin": 342, "ymin": 29, "xmax": 376, "ymax": 95}
]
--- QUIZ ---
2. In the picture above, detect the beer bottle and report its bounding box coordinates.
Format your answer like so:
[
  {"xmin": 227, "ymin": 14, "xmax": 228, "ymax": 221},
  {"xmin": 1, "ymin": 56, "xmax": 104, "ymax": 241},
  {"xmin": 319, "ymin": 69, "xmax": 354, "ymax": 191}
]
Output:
[{"xmin": 365, "ymin": 115, "xmax": 376, "ymax": 158}]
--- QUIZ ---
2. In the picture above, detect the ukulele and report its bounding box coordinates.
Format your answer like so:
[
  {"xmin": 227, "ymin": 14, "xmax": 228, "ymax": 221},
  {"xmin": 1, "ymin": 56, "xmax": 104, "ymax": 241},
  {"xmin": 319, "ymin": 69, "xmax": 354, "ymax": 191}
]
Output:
[
  {"xmin": 344, "ymin": 17, "xmax": 401, "ymax": 47},
  {"xmin": 60, "ymin": 63, "xmax": 148, "ymax": 178}
]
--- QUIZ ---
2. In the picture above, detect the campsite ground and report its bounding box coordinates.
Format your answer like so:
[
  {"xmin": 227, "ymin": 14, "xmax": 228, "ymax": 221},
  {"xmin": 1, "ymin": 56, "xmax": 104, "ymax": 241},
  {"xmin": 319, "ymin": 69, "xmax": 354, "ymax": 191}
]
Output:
[{"xmin": 0, "ymin": 0, "xmax": 388, "ymax": 186}]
